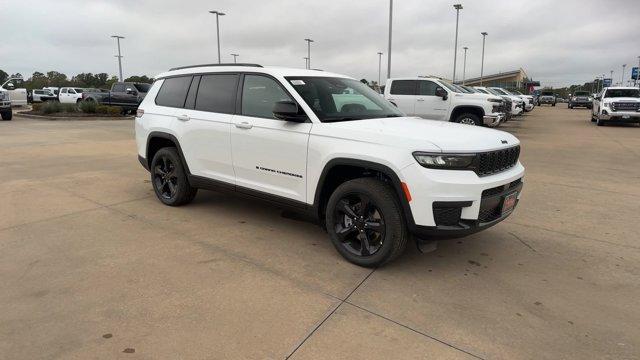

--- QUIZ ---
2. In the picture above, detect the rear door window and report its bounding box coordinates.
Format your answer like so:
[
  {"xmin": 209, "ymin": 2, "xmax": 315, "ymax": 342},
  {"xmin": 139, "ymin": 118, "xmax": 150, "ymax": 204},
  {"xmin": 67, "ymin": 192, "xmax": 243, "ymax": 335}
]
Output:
[
  {"xmin": 155, "ymin": 76, "xmax": 193, "ymax": 108},
  {"xmin": 194, "ymin": 74, "xmax": 239, "ymax": 114},
  {"xmin": 390, "ymin": 80, "xmax": 417, "ymax": 95}
]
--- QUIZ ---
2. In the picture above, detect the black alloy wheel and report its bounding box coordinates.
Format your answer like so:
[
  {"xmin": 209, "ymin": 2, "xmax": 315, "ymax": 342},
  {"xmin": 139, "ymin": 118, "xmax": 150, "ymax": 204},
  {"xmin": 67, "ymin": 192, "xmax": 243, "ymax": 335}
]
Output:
[
  {"xmin": 153, "ymin": 155, "xmax": 178, "ymax": 200},
  {"xmin": 333, "ymin": 193, "xmax": 385, "ymax": 257}
]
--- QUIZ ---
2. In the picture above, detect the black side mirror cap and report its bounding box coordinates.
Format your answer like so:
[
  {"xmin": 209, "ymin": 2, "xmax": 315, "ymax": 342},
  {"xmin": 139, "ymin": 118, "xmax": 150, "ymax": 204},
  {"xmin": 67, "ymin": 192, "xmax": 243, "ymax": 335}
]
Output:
[
  {"xmin": 435, "ymin": 87, "xmax": 448, "ymax": 100},
  {"xmin": 273, "ymin": 101, "xmax": 307, "ymax": 122}
]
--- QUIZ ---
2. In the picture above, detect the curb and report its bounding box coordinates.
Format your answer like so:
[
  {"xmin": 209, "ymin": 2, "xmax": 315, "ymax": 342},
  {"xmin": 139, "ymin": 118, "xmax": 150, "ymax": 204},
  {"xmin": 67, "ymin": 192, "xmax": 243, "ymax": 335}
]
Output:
[{"xmin": 15, "ymin": 112, "xmax": 134, "ymax": 121}]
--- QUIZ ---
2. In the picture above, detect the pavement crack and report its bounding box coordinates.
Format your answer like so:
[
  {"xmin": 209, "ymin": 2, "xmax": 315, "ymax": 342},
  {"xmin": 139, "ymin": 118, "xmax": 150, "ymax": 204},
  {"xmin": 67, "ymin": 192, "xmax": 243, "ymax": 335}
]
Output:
[
  {"xmin": 509, "ymin": 232, "xmax": 537, "ymax": 252},
  {"xmin": 284, "ymin": 269, "xmax": 376, "ymax": 359}
]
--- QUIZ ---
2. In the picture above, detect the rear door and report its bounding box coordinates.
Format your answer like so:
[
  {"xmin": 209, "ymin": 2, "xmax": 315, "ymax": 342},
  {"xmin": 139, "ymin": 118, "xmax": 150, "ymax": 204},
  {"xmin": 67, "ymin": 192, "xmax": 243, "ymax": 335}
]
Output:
[
  {"xmin": 111, "ymin": 83, "xmax": 127, "ymax": 106},
  {"xmin": 386, "ymin": 80, "xmax": 417, "ymax": 115},
  {"xmin": 59, "ymin": 88, "xmax": 70, "ymax": 103},
  {"xmin": 230, "ymin": 74, "xmax": 311, "ymax": 203},
  {"xmin": 414, "ymin": 80, "xmax": 448, "ymax": 120},
  {"xmin": 174, "ymin": 73, "xmax": 238, "ymax": 185}
]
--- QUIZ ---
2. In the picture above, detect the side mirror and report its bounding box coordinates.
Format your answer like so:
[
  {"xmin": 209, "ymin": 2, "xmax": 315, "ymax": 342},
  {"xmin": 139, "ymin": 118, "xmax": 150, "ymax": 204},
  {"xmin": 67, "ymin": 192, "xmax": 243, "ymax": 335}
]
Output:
[
  {"xmin": 6, "ymin": 83, "xmax": 15, "ymax": 90},
  {"xmin": 435, "ymin": 87, "xmax": 448, "ymax": 100},
  {"xmin": 273, "ymin": 101, "xmax": 307, "ymax": 122},
  {"xmin": 126, "ymin": 88, "xmax": 136, "ymax": 94}
]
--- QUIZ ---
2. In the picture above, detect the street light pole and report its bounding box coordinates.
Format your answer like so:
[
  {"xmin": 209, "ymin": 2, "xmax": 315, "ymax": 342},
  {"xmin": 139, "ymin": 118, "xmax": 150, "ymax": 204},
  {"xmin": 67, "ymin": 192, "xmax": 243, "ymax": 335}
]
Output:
[
  {"xmin": 230, "ymin": 53, "xmax": 239, "ymax": 63},
  {"xmin": 610, "ymin": 70, "xmax": 614, "ymax": 86},
  {"xmin": 480, "ymin": 32, "xmax": 488, "ymax": 86},
  {"xmin": 110, "ymin": 35, "xmax": 125, "ymax": 81},
  {"xmin": 377, "ymin": 52, "xmax": 383, "ymax": 87},
  {"xmin": 304, "ymin": 38, "xmax": 314, "ymax": 69},
  {"xmin": 452, "ymin": 4, "xmax": 463, "ymax": 83},
  {"xmin": 209, "ymin": 10, "xmax": 226, "ymax": 64},
  {"xmin": 303, "ymin": 57, "xmax": 309, "ymax": 69},
  {"xmin": 622, "ymin": 64, "xmax": 626, "ymax": 85},
  {"xmin": 462, "ymin": 47, "xmax": 468, "ymax": 85},
  {"xmin": 387, "ymin": 0, "xmax": 393, "ymax": 79}
]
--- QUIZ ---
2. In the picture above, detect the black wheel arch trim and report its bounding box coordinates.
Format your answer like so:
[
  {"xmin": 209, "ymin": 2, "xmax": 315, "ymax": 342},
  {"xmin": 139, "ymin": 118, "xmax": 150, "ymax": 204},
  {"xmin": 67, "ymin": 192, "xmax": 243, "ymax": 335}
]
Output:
[
  {"xmin": 145, "ymin": 131, "xmax": 191, "ymax": 174},
  {"xmin": 312, "ymin": 158, "xmax": 417, "ymax": 230},
  {"xmin": 450, "ymin": 105, "xmax": 485, "ymax": 121}
]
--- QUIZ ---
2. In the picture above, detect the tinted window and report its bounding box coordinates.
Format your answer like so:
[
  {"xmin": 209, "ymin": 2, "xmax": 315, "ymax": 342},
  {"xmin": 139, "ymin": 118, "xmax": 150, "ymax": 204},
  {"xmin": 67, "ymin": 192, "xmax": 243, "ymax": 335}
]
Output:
[
  {"xmin": 417, "ymin": 80, "xmax": 438, "ymax": 96},
  {"xmin": 61, "ymin": 88, "xmax": 68, "ymax": 93},
  {"xmin": 34, "ymin": 90, "xmax": 43, "ymax": 94},
  {"xmin": 242, "ymin": 75, "xmax": 293, "ymax": 119},
  {"xmin": 112, "ymin": 84, "xmax": 126, "ymax": 92},
  {"xmin": 133, "ymin": 83, "xmax": 151, "ymax": 93},
  {"xmin": 390, "ymin": 80, "xmax": 416, "ymax": 95},
  {"xmin": 184, "ymin": 76, "xmax": 201, "ymax": 109},
  {"xmin": 155, "ymin": 76, "xmax": 192, "ymax": 108},
  {"xmin": 195, "ymin": 74, "xmax": 238, "ymax": 113}
]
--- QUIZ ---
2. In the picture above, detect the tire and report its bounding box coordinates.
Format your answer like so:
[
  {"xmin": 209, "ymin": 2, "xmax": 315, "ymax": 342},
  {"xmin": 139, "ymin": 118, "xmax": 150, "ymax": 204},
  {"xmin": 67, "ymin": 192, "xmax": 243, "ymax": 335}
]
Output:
[
  {"xmin": 1, "ymin": 110, "xmax": 12, "ymax": 121},
  {"xmin": 452, "ymin": 112, "xmax": 481, "ymax": 126},
  {"xmin": 568, "ymin": 104, "xmax": 573, "ymax": 109},
  {"xmin": 150, "ymin": 147, "xmax": 197, "ymax": 206},
  {"xmin": 76, "ymin": 99, "xmax": 82, "ymax": 104},
  {"xmin": 552, "ymin": 103, "xmax": 556, "ymax": 107},
  {"xmin": 596, "ymin": 118, "xmax": 605, "ymax": 126},
  {"xmin": 325, "ymin": 178, "xmax": 408, "ymax": 267}
]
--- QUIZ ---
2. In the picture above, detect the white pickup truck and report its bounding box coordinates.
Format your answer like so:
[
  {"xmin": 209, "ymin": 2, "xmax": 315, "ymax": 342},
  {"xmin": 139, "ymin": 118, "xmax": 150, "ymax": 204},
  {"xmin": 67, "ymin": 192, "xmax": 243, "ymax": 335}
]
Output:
[
  {"xmin": 1, "ymin": 77, "xmax": 28, "ymax": 106},
  {"xmin": 383, "ymin": 77, "xmax": 504, "ymax": 126},
  {"xmin": 591, "ymin": 87, "xmax": 640, "ymax": 126}
]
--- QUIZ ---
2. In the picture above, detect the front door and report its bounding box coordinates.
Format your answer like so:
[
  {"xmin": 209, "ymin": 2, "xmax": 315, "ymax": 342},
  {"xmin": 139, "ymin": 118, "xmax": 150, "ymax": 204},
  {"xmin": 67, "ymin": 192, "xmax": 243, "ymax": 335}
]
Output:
[
  {"xmin": 414, "ymin": 80, "xmax": 449, "ymax": 120},
  {"xmin": 231, "ymin": 74, "xmax": 311, "ymax": 203}
]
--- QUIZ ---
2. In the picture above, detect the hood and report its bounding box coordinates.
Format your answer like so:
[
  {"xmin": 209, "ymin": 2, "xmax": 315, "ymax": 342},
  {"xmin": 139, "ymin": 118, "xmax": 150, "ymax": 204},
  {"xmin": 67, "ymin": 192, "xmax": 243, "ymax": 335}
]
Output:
[
  {"xmin": 605, "ymin": 97, "xmax": 640, "ymax": 102},
  {"xmin": 313, "ymin": 117, "xmax": 519, "ymax": 153},
  {"xmin": 453, "ymin": 92, "xmax": 502, "ymax": 102}
]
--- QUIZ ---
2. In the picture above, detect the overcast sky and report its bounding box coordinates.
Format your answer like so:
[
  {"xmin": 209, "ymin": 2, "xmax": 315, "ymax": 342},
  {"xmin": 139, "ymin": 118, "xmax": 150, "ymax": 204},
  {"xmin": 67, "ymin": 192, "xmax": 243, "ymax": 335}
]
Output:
[{"xmin": 1, "ymin": 0, "xmax": 639, "ymax": 87}]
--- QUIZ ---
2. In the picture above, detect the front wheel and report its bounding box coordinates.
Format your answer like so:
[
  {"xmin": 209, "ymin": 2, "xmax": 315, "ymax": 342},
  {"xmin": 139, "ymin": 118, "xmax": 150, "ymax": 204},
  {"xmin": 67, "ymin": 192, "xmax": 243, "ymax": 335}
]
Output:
[
  {"xmin": 325, "ymin": 178, "xmax": 408, "ymax": 267},
  {"xmin": 1, "ymin": 110, "xmax": 12, "ymax": 121},
  {"xmin": 150, "ymin": 147, "xmax": 197, "ymax": 206},
  {"xmin": 596, "ymin": 118, "xmax": 605, "ymax": 126},
  {"xmin": 453, "ymin": 113, "xmax": 481, "ymax": 126}
]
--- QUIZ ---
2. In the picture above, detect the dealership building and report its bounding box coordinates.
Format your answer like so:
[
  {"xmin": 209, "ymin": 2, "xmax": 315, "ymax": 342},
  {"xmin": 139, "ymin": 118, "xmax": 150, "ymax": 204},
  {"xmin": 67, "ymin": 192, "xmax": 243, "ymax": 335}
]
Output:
[{"xmin": 458, "ymin": 68, "xmax": 538, "ymax": 90}]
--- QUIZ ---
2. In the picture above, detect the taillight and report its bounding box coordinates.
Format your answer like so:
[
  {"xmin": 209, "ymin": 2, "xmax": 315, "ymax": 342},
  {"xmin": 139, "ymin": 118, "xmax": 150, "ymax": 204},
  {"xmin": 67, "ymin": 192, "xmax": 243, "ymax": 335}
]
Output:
[{"xmin": 136, "ymin": 108, "xmax": 144, "ymax": 118}]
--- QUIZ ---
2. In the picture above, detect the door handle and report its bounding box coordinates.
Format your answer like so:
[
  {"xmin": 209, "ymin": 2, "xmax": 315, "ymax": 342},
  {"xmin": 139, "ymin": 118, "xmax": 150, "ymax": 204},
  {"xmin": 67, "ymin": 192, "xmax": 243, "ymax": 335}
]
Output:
[
  {"xmin": 417, "ymin": 98, "xmax": 425, "ymax": 102},
  {"xmin": 235, "ymin": 121, "xmax": 253, "ymax": 129},
  {"xmin": 176, "ymin": 114, "xmax": 190, "ymax": 121}
]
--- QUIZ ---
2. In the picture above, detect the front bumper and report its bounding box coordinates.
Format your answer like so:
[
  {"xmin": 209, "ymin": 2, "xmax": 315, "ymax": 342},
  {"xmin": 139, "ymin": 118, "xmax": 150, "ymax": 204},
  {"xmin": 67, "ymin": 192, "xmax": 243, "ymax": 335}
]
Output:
[
  {"xmin": 400, "ymin": 162, "xmax": 525, "ymax": 239},
  {"xmin": 0, "ymin": 101, "xmax": 11, "ymax": 110},
  {"xmin": 598, "ymin": 110, "xmax": 640, "ymax": 122},
  {"xmin": 483, "ymin": 113, "xmax": 504, "ymax": 126},
  {"xmin": 539, "ymin": 98, "xmax": 555, "ymax": 104},
  {"xmin": 570, "ymin": 101, "xmax": 591, "ymax": 107}
]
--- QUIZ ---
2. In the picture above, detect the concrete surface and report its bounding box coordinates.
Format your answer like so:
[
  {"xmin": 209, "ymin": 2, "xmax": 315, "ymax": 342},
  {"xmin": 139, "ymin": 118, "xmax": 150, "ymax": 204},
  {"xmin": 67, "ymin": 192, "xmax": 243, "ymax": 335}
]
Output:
[{"xmin": 1, "ymin": 107, "xmax": 639, "ymax": 359}]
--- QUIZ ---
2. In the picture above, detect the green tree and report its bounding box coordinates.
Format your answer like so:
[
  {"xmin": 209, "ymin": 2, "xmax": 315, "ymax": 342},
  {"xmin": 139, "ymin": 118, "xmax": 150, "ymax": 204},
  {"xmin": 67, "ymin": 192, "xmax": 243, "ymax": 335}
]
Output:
[
  {"xmin": 124, "ymin": 75, "xmax": 153, "ymax": 83},
  {"xmin": 46, "ymin": 71, "xmax": 69, "ymax": 87},
  {"xmin": 0, "ymin": 69, "xmax": 8, "ymax": 84}
]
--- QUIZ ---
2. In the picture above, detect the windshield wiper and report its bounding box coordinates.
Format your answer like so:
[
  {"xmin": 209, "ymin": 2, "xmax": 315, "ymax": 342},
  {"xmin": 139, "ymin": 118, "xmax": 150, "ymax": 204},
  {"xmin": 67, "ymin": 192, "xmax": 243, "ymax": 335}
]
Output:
[{"xmin": 322, "ymin": 116, "xmax": 364, "ymax": 122}]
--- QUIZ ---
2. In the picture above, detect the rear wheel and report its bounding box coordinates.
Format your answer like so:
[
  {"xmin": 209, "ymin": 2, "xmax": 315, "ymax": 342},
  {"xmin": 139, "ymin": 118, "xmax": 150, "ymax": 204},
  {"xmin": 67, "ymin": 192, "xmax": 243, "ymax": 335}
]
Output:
[
  {"xmin": 325, "ymin": 178, "xmax": 408, "ymax": 267},
  {"xmin": 150, "ymin": 147, "xmax": 197, "ymax": 206},
  {"xmin": 1, "ymin": 110, "xmax": 12, "ymax": 121},
  {"xmin": 453, "ymin": 112, "xmax": 481, "ymax": 126}
]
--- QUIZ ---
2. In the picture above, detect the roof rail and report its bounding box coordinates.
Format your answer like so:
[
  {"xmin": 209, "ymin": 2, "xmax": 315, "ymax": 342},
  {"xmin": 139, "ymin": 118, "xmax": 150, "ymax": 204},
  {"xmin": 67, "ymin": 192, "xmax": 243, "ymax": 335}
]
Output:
[{"xmin": 169, "ymin": 63, "xmax": 263, "ymax": 71}]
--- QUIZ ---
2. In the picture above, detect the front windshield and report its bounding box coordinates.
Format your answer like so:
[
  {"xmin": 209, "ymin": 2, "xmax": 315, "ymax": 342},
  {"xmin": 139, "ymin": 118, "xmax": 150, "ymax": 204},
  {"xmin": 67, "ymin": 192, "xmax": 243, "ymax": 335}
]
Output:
[
  {"xmin": 541, "ymin": 91, "xmax": 554, "ymax": 96},
  {"xmin": 439, "ymin": 81, "xmax": 462, "ymax": 93},
  {"xmin": 453, "ymin": 84, "xmax": 472, "ymax": 93},
  {"xmin": 604, "ymin": 89, "xmax": 640, "ymax": 98},
  {"xmin": 490, "ymin": 88, "xmax": 509, "ymax": 95},
  {"xmin": 487, "ymin": 88, "xmax": 504, "ymax": 96},
  {"xmin": 474, "ymin": 88, "xmax": 488, "ymax": 94},
  {"xmin": 74, "ymin": 88, "xmax": 83, "ymax": 93},
  {"xmin": 286, "ymin": 77, "xmax": 403, "ymax": 122},
  {"xmin": 134, "ymin": 83, "xmax": 151, "ymax": 92},
  {"xmin": 574, "ymin": 91, "xmax": 589, "ymax": 96}
]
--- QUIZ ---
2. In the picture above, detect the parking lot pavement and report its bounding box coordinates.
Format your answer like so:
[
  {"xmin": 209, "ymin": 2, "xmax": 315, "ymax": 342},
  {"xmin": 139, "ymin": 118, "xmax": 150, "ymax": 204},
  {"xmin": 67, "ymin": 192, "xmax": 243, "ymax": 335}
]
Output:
[{"xmin": 1, "ymin": 108, "xmax": 639, "ymax": 359}]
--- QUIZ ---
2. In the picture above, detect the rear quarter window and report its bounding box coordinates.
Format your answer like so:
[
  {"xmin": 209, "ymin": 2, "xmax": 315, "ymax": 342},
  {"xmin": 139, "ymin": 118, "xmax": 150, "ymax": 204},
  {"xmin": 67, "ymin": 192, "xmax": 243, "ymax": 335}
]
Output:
[
  {"xmin": 390, "ymin": 80, "xmax": 416, "ymax": 95},
  {"xmin": 194, "ymin": 74, "xmax": 238, "ymax": 114},
  {"xmin": 155, "ymin": 76, "xmax": 193, "ymax": 108}
]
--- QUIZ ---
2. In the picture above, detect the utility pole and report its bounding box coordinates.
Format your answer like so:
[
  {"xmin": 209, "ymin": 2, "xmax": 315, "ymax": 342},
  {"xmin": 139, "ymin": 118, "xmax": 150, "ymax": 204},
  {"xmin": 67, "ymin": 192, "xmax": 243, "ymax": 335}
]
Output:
[
  {"xmin": 610, "ymin": 70, "xmax": 614, "ymax": 86},
  {"xmin": 304, "ymin": 38, "xmax": 314, "ymax": 69},
  {"xmin": 377, "ymin": 52, "xmax": 383, "ymax": 88},
  {"xmin": 387, "ymin": 0, "xmax": 393, "ymax": 79},
  {"xmin": 209, "ymin": 10, "xmax": 226, "ymax": 63},
  {"xmin": 230, "ymin": 53, "xmax": 239, "ymax": 63},
  {"xmin": 452, "ymin": 4, "xmax": 463, "ymax": 83},
  {"xmin": 622, "ymin": 64, "xmax": 627, "ymax": 85},
  {"xmin": 462, "ymin": 47, "xmax": 468, "ymax": 85},
  {"xmin": 480, "ymin": 32, "xmax": 488, "ymax": 85},
  {"xmin": 111, "ymin": 35, "xmax": 124, "ymax": 81},
  {"xmin": 303, "ymin": 57, "xmax": 309, "ymax": 69}
]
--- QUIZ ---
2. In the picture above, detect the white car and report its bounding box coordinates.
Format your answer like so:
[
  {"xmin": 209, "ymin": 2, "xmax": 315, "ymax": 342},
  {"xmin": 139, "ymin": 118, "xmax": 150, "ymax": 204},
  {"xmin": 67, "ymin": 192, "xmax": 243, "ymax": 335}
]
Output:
[
  {"xmin": 591, "ymin": 87, "xmax": 640, "ymax": 126},
  {"xmin": 1, "ymin": 89, "xmax": 12, "ymax": 120},
  {"xmin": 135, "ymin": 64, "xmax": 525, "ymax": 267},
  {"xmin": 506, "ymin": 89, "xmax": 535, "ymax": 112},
  {"xmin": 383, "ymin": 77, "xmax": 505, "ymax": 126},
  {"xmin": 488, "ymin": 87, "xmax": 528, "ymax": 113},
  {"xmin": 475, "ymin": 87, "xmax": 523, "ymax": 116},
  {"xmin": 1, "ymin": 77, "xmax": 28, "ymax": 106},
  {"xmin": 30, "ymin": 89, "xmax": 57, "ymax": 103},
  {"xmin": 58, "ymin": 87, "xmax": 84, "ymax": 104}
]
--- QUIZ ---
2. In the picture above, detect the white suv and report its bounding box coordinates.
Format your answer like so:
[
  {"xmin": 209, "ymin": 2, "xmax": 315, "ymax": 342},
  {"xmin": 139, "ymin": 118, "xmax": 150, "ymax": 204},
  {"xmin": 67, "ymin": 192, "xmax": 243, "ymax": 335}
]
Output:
[
  {"xmin": 383, "ymin": 77, "xmax": 505, "ymax": 126},
  {"xmin": 135, "ymin": 64, "xmax": 525, "ymax": 267},
  {"xmin": 591, "ymin": 87, "xmax": 640, "ymax": 126}
]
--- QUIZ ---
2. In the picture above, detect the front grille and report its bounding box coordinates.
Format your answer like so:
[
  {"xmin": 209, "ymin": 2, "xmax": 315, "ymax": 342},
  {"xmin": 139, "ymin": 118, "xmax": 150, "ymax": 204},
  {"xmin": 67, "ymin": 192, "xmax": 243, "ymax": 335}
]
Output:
[
  {"xmin": 475, "ymin": 146, "xmax": 520, "ymax": 176},
  {"xmin": 478, "ymin": 178, "xmax": 522, "ymax": 223},
  {"xmin": 611, "ymin": 102, "xmax": 640, "ymax": 112}
]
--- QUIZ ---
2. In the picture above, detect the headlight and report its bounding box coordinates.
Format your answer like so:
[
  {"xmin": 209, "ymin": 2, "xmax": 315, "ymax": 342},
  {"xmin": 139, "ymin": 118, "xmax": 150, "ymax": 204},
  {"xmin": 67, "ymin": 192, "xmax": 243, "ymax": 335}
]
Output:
[
  {"xmin": 413, "ymin": 152, "xmax": 475, "ymax": 169},
  {"xmin": 487, "ymin": 98, "xmax": 502, "ymax": 103}
]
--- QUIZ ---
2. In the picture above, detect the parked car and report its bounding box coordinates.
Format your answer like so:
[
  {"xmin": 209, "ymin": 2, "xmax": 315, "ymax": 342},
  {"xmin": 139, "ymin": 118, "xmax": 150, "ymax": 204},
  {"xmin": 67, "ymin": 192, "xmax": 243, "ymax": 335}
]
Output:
[
  {"xmin": 489, "ymin": 87, "xmax": 529, "ymax": 113},
  {"xmin": 0, "ymin": 77, "xmax": 28, "ymax": 106},
  {"xmin": 475, "ymin": 86, "xmax": 523, "ymax": 117},
  {"xmin": 58, "ymin": 87, "xmax": 85, "ymax": 104},
  {"xmin": 383, "ymin": 77, "xmax": 505, "ymax": 126},
  {"xmin": 568, "ymin": 90, "xmax": 592, "ymax": 109},
  {"xmin": 83, "ymin": 82, "xmax": 151, "ymax": 112},
  {"xmin": 591, "ymin": 87, "xmax": 640, "ymax": 126},
  {"xmin": 473, "ymin": 86, "xmax": 514, "ymax": 121},
  {"xmin": 538, "ymin": 90, "xmax": 556, "ymax": 106},
  {"xmin": 506, "ymin": 89, "xmax": 535, "ymax": 112},
  {"xmin": 0, "ymin": 88, "xmax": 12, "ymax": 120},
  {"xmin": 29, "ymin": 89, "xmax": 57, "ymax": 103},
  {"xmin": 43, "ymin": 87, "xmax": 59, "ymax": 96},
  {"xmin": 135, "ymin": 64, "xmax": 525, "ymax": 267}
]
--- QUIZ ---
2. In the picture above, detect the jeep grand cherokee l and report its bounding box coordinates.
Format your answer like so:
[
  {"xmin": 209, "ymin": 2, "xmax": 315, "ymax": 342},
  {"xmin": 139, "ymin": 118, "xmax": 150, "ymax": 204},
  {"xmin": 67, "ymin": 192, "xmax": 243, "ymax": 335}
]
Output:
[{"xmin": 135, "ymin": 64, "xmax": 525, "ymax": 267}]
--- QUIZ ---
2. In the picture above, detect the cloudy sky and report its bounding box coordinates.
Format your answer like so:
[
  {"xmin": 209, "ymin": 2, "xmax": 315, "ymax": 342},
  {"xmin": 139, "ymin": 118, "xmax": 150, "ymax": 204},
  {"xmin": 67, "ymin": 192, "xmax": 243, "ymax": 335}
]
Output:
[{"xmin": 1, "ymin": 0, "xmax": 638, "ymax": 87}]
